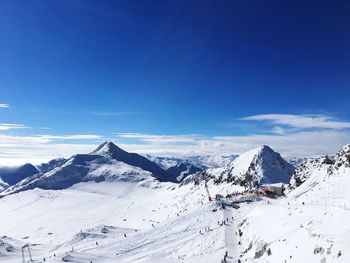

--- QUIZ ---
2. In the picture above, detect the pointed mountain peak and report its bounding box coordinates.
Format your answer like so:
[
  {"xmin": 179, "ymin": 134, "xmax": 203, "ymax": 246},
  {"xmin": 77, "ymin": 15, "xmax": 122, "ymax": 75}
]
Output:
[
  {"xmin": 91, "ymin": 141, "xmax": 126, "ymax": 157},
  {"xmin": 260, "ymin": 144, "xmax": 272, "ymax": 150},
  {"xmin": 256, "ymin": 145, "xmax": 274, "ymax": 153},
  {"xmin": 216, "ymin": 145, "xmax": 294, "ymax": 186}
]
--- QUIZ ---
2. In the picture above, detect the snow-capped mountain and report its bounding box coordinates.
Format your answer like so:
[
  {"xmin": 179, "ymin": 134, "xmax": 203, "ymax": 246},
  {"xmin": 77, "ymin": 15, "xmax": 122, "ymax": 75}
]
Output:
[
  {"xmin": 145, "ymin": 155, "xmax": 204, "ymax": 181},
  {"xmin": 146, "ymin": 154, "xmax": 238, "ymax": 182},
  {"xmin": 205, "ymin": 145, "xmax": 295, "ymax": 187},
  {"xmin": 289, "ymin": 144, "xmax": 350, "ymax": 200},
  {"xmin": 36, "ymin": 158, "xmax": 66, "ymax": 173},
  {"xmin": 287, "ymin": 157, "xmax": 307, "ymax": 166},
  {"xmin": 185, "ymin": 154, "xmax": 238, "ymax": 169},
  {"xmin": 1, "ymin": 142, "xmax": 175, "ymax": 196},
  {"xmin": 289, "ymin": 144, "xmax": 349, "ymax": 196},
  {"xmin": 289, "ymin": 155, "xmax": 334, "ymax": 188},
  {"xmin": 91, "ymin": 142, "xmax": 171, "ymax": 181},
  {"xmin": 166, "ymin": 162, "xmax": 203, "ymax": 181},
  {"xmin": 235, "ymin": 144, "xmax": 350, "ymax": 263},
  {"xmin": 0, "ymin": 163, "xmax": 38, "ymax": 188},
  {"xmin": 147, "ymin": 154, "xmax": 237, "ymax": 170},
  {"xmin": 145, "ymin": 156, "xmax": 187, "ymax": 170}
]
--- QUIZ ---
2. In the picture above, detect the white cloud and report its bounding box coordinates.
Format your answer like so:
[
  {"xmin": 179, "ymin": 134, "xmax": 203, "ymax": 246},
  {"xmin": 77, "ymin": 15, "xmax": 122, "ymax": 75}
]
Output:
[
  {"xmin": 38, "ymin": 134, "xmax": 102, "ymax": 140},
  {"xmin": 242, "ymin": 114, "xmax": 350, "ymax": 130},
  {"xmin": 1, "ymin": 130, "xmax": 349, "ymax": 166},
  {"xmin": 271, "ymin": 126, "xmax": 287, "ymax": 135},
  {"xmin": 116, "ymin": 130, "xmax": 350, "ymax": 159},
  {"xmin": 0, "ymin": 134, "xmax": 101, "ymax": 166},
  {"xmin": 1, "ymin": 113, "xmax": 349, "ymax": 165},
  {"xmin": 0, "ymin": 123, "xmax": 28, "ymax": 131},
  {"xmin": 117, "ymin": 133, "xmax": 200, "ymax": 144},
  {"xmin": 0, "ymin": 104, "xmax": 10, "ymax": 109}
]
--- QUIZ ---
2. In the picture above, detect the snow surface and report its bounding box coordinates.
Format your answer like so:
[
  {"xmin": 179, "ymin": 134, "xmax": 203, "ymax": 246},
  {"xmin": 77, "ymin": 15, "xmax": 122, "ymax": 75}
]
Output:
[
  {"xmin": 0, "ymin": 144, "xmax": 349, "ymax": 263},
  {"xmin": 235, "ymin": 144, "xmax": 350, "ymax": 262},
  {"xmin": 0, "ymin": 181, "xmax": 240, "ymax": 263}
]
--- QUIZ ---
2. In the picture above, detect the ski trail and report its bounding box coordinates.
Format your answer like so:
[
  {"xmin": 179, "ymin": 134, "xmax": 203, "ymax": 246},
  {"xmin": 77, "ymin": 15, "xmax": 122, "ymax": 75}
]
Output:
[{"xmin": 223, "ymin": 207, "xmax": 238, "ymax": 263}]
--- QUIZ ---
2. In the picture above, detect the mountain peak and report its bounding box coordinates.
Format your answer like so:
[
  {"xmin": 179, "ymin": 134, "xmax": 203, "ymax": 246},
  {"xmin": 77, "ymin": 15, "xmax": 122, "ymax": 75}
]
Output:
[
  {"xmin": 91, "ymin": 141, "xmax": 126, "ymax": 157},
  {"xmin": 208, "ymin": 145, "xmax": 294, "ymax": 186},
  {"xmin": 257, "ymin": 145, "xmax": 274, "ymax": 153},
  {"xmin": 90, "ymin": 142, "xmax": 175, "ymax": 182}
]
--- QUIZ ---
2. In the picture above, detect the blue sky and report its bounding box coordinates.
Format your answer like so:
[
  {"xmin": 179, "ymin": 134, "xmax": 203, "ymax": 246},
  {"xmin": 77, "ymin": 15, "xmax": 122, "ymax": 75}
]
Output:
[{"xmin": 1, "ymin": 0, "xmax": 350, "ymax": 164}]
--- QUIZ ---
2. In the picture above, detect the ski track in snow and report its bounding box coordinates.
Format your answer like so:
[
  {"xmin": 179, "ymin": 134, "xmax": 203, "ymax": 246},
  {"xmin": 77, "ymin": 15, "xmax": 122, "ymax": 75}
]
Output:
[{"xmin": 223, "ymin": 207, "xmax": 239, "ymax": 263}]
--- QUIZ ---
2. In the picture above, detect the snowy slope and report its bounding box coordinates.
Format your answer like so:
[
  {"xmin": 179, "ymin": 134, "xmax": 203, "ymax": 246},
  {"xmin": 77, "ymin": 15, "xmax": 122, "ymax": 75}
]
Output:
[
  {"xmin": 234, "ymin": 144, "xmax": 350, "ymax": 262},
  {"xmin": 0, "ymin": 181, "xmax": 233, "ymax": 263},
  {"xmin": 289, "ymin": 144, "xmax": 350, "ymax": 202},
  {"xmin": 0, "ymin": 144, "xmax": 349, "ymax": 263},
  {"xmin": 289, "ymin": 155, "xmax": 334, "ymax": 188},
  {"xmin": 92, "ymin": 142, "xmax": 174, "ymax": 182},
  {"xmin": 1, "ymin": 142, "xmax": 176, "ymax": 197},
  {"xmin": 36, "ymin": 158, "xmax": 66, "ymax": 173},
  {"xmin": 1, "ymin": 157, "xmax": 157, "ymax": 196},
  {"xmin": 206, "ymin": 145, "xmax": 295, "ymax": 187}
]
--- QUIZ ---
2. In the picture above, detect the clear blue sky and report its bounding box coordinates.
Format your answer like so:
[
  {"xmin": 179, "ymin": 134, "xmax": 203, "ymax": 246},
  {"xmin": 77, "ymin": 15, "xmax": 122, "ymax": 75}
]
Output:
[{"xmin": 1, "ymin": 0, "xmax": 350, "ymax": 163}]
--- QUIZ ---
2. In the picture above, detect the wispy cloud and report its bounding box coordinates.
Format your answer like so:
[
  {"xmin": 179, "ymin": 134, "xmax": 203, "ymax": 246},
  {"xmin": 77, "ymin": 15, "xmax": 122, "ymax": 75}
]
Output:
[
  {"xmin": 0, "ymin": 104, "xmax": 10, "ymax": 109},
  {"xmin": 116, "ymin": 130, "xmax": 350, "ymax": 159},
  {"xmin": 117, "ymin": 133, "xmax": 200, "ymax": 144},
  {"xmin": 1, "ymin": 113, "xmax": 350, "ymax": 165},
  {"xmin": 0, "ymin": 123, "xmax": 28, "ymax": 131},
  {"xmin": 241, "ymin": 114, "xmax": 350, "ymax": 131},
  {"xmin": 39, "ymin": 134, "xmax": 102, "ymax": 140},
  {"xmin": 0, "ymin": 134, "xmax": 102, "ymax": 165}
]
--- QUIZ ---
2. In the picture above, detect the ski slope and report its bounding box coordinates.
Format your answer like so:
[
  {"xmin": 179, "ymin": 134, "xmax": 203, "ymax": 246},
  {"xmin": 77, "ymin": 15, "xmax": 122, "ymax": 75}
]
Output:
[{"xmin": 0, "ymin": 181, "xmax": 238, "ymax": 263}]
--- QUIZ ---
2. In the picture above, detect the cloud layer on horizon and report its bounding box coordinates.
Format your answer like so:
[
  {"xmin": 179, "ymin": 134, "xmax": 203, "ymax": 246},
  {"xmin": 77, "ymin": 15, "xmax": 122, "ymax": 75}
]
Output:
[
  {"xmin": 0, "ymin": 113, "xmax": 349, "ymax": 166},
  {"xmin": 242, "ymin": 113, "xmax": 350, "ymax": 132}
]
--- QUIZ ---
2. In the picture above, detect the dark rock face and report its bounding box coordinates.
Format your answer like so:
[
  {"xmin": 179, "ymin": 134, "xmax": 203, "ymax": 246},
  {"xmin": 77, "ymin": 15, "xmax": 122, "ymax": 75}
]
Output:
[{"xmin": 166, "ymin": 163, "xmax": 203, "ymax": 182}]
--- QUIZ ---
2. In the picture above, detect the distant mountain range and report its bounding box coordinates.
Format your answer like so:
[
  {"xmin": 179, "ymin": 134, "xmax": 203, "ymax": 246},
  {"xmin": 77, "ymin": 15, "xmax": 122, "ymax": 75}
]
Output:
[{"xmin": 2, "ymin": 141, "xmax": 349, "ymax": 197}]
